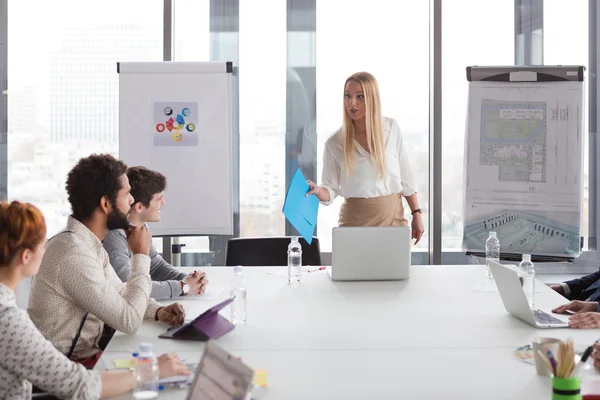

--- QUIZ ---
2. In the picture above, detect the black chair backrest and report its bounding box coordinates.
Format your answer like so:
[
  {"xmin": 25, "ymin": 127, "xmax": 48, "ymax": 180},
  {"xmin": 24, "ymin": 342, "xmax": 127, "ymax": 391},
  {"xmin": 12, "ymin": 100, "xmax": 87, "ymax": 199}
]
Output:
[{"xmin": 225, "ymin": 237, "xmax": 321, "ymax": 266}]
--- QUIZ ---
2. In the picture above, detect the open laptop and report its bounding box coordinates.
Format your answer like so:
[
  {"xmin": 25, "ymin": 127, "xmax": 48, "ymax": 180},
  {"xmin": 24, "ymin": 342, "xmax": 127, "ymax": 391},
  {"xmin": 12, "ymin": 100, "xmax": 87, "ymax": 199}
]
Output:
[
  {"xmin": 488, "ymin": 260, "xmax": 569, "ymax": 328},
  {"xmin": 186, "ymin": 341, "xmax": 255, "ymax": 400},
  {"xmin": 329, "ymin": 226, "xmax": 411, "ymax": 281}
]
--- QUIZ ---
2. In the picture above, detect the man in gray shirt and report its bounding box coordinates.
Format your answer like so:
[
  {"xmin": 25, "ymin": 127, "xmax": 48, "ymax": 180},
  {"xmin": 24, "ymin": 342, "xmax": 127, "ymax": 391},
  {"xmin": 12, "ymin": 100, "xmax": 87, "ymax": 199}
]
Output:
[{"xmin": 103, "ymin": 166, "xmax": 207, "ymax": 300}]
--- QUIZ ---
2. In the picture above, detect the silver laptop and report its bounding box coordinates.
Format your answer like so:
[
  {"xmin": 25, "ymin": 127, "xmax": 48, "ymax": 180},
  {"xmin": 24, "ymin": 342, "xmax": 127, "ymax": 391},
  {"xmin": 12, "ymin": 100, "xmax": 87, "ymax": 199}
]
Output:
[
  {"xmin": 329, "ymin": 226, "xmax": 411, "ymax": 281},
  {"xmin": 488, "ymin": 260, "xmax": 568, "ymax": 328},
  {"xmin": 186, "ymin": 341, "xmax": 255, "ymax": 400}
]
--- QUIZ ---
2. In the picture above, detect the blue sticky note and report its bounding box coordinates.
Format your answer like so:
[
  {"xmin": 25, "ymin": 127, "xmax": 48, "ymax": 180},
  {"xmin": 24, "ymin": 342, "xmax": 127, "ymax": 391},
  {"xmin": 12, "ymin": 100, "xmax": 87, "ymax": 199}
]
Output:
[{"xmin": 282, "ymin": 168, "xmax": 319, "ymax": 245}]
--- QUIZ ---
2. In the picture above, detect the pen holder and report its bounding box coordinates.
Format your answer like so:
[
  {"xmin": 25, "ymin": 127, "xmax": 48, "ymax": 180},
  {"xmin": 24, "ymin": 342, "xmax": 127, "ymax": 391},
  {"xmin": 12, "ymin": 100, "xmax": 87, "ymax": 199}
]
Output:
[{"xmin": 552, "ymin": 377, "xmax": 582, "ymax": 400}]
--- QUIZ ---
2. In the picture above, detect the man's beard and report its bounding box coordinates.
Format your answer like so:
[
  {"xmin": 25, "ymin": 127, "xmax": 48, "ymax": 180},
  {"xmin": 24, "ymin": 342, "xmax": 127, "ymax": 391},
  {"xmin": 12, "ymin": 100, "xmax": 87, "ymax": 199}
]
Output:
[{"xmin": 106, "ymin": 202, "xmax": 130, "ymax": 231}]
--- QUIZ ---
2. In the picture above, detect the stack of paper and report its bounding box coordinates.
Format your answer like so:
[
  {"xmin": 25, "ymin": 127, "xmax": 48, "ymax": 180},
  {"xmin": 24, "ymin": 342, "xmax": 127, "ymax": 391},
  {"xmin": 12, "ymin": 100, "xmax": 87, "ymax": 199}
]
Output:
[
  {"xmin": 113, "ymin": 358, "xmax": 136, "ymax": 369},
  {"xmin": 514, "ymin": 344, "xmax": 534, "ymax": 364}
]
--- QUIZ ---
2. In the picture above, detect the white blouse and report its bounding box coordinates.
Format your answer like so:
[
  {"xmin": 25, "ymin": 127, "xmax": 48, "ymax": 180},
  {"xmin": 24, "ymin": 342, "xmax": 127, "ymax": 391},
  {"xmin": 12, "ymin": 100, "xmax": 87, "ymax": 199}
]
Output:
[{"xmin": 320, "ymin": 117, "xmax": 417, "ymax": 206}]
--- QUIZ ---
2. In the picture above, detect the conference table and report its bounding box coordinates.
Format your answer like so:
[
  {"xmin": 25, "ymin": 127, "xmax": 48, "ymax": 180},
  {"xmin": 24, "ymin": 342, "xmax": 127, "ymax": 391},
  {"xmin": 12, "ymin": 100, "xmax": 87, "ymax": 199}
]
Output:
[{"xmin": 97, "ymin": 266, "xmax": 600, "ymax": 399}]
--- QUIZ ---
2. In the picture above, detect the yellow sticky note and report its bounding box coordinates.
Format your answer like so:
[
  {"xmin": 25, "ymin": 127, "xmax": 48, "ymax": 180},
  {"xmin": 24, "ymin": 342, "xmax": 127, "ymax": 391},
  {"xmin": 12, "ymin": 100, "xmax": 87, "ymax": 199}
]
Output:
[
  {"xmin": 253, "ymin": 368, "xmax": 267, "ymax": 375},
  {"xmin": 113, "ymin": 359, "xmax": 136, "ymax": 369},
  {"xmin": 253, "ymin": 368, "xmax": 268, "ymax": 387}
]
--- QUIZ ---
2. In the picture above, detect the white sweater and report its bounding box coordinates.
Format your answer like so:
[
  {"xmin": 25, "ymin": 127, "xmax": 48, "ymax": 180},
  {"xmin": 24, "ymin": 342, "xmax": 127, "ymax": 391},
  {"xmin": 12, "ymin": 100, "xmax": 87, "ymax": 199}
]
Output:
[{"xmin": 28, "ymin": 216, "xmax": 161, "ymax": 360}]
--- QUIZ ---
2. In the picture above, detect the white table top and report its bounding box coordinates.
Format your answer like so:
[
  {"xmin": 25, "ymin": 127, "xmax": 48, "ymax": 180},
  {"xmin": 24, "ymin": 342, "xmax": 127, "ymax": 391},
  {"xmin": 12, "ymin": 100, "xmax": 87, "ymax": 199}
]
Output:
[{"xmin": 99, "ymin": 265, "xmax": 600, "ymax": 399}]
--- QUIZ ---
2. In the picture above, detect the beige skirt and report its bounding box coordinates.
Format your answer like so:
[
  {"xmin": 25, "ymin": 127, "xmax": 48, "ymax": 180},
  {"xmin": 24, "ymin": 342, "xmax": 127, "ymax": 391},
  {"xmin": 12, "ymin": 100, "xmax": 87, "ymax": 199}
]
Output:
[{"xmin": 338, "ymin": 194, "xmax": 408, "ymax": 227}]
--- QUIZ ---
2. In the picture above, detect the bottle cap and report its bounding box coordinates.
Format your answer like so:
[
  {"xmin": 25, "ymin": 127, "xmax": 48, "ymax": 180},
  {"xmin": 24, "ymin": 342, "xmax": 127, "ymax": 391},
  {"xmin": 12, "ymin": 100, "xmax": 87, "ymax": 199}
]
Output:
[
  {"xmin": 489, "ymin": 231, "xmax": 497, "ymax": 238},
  {"xmin": 234, "ymin": 265, "xmax": 243, "ymax": 273},
  {"xmin": 522, "ymin": 254, "xmax": 531, "ymax": 261},
  {"xmin": 291, "ymin": 236, "xmax": 299, "ymax": 242},
  {"xmin": 139, "ymin": 342, "xmax": 153, "ymax": 353}
]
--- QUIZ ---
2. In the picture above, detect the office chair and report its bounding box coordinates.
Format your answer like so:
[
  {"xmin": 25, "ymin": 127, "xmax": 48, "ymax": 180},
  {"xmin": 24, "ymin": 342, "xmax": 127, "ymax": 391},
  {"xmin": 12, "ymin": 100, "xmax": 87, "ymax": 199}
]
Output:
[{"xmin": 225, "ymin": 236, "xmax": 322, "ymax": 266}]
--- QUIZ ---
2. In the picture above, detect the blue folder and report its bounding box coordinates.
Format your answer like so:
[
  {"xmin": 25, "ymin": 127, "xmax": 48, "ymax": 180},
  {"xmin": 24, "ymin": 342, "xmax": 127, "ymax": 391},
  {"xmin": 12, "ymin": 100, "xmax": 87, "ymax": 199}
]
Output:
[{"xmin": 282, "ymin": 168, "xmax": 319, "ymax": 245}]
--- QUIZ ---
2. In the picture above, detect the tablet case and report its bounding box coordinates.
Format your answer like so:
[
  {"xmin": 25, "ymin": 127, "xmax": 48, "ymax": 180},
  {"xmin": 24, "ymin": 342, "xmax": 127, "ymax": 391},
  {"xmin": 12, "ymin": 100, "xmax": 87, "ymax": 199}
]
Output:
[{"xmin": 159, "ymin": 297, "xmax": 235, "ymax": 341}]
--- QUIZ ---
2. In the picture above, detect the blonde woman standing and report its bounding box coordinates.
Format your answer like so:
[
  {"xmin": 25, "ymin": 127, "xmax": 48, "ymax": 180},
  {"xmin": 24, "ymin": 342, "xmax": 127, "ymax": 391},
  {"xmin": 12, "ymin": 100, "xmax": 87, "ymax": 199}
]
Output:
[{"xmin": 307, "ymin": 72, "xmax": 425, "ymax": 244}]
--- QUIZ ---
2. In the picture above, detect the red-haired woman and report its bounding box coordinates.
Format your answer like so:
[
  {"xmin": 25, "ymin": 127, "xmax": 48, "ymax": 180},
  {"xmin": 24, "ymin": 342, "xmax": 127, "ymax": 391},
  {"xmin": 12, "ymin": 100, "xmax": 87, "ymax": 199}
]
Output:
[{"xmin": 0, "ymin": 201, "xmax": 190, "ymax": 400}]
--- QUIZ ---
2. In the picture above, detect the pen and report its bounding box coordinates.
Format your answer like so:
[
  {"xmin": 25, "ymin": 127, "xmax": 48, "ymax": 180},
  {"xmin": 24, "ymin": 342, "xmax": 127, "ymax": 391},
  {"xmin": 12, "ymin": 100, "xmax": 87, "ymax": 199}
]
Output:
[
  {"xmin": 580, "ymin": 345, "xmax": 594, "ymax": 364},
  {"xmin": 546, "ymin": 349, "xmax": 558, "ymax": 376},
  {"xmin": 572, "ymin": 338, "xmax": 600, "ymax": 377},
  {"xmin": 307, "ymin": 267, "xmax": 326, "ymax": 272}
]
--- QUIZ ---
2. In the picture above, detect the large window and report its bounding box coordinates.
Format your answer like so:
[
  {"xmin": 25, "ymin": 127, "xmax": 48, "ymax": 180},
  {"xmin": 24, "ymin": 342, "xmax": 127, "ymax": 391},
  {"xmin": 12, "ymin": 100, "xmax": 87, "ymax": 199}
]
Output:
[
  {"xmin": 543, "ymin": 0, "xmax": 589, "ymax": 247},
  {"xmin": 165, "ymin": 1, "xmax": 288, "ymax": 257},
  {"xmin": 7, "ymin": 0, "xmax": 163, "ymax": 236},
  {"xmin": 173, "ymin": 0, "xmax": 210, "ymax": 61},
  {"xmin": 173, "ymin": 0, "xmax": 288, "ymax": 253},
  {"xmin": 5, "ymin": 1, "xmax": 595, "ymax": 265},
  {"xmin": 238, "ymin": 0, "xmax": 287, "ymax": 238},
  {"xmin": 316, "ymin": 0, "xmax": 430, "ymax": 252},
  {"xmin": 441, "ymin": 0, "xmax": 514, "ymax": 250},
  {"xmin": 170, "ymin": 0, "xmax": 211, "ymax": 253}
]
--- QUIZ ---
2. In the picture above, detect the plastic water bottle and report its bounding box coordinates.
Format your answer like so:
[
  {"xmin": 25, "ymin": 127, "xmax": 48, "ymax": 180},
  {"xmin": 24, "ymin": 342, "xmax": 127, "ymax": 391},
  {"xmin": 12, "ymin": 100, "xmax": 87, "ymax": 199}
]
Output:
[
  {"xmin": 485, "ymin": 231, "xmax": 500, "ymax": 278},
  {"xmin": 287, "ymin": 236, "xmax": 302, "ymax": 283},
  {"xmin": 132, "ymin": 342, "xmax": 159, "ymax": 399},
  {"xmin": 230, "ymin": 265, "xmax": 247, "ymax": 325},
  {"xmin": 519, "ymin": 254, "xmax": 536, "ymax": 308}
]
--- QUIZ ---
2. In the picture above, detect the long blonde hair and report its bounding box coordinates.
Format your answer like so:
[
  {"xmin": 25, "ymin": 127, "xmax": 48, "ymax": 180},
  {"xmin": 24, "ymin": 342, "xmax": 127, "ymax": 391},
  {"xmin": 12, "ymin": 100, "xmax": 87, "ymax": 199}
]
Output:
[{"xmin": 341, "ymin": 72, "xmax": 386, "ymax": 180}]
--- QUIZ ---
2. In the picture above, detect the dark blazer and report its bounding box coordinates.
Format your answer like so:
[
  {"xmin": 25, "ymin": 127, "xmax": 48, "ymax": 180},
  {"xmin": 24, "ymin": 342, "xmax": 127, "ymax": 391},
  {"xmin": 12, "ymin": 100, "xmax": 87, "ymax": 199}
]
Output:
[{"xmin": 565, "ymin": 269, "xmax": 600, "ymax": 301}]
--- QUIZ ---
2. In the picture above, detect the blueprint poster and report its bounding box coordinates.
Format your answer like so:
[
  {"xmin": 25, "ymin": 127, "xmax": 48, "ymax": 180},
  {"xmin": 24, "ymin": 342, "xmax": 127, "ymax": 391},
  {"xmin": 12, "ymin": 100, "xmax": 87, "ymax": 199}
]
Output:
[
  {"xmin": 153, "ymin": 102, "xmax": 199, "ymax": 146},
  {"xmin": 463, "ymin": 82, "xmax": 584, "ymax": 257}
]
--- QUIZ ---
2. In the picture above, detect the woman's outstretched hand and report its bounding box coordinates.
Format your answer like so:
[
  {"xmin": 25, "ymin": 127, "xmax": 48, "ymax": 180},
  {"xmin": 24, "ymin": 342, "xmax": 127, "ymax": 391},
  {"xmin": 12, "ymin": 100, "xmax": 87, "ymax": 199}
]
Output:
[{"xmin": 306, "ymin": 181, "xmax": 330, "ymax": 202}]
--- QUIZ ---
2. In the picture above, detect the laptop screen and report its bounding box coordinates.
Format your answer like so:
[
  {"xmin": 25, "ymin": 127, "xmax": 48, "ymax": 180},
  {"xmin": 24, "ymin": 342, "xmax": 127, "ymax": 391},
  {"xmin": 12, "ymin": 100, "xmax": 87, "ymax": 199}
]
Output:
[{"xmin": 186, "ymin": 341, "xmax": 254, "ymax": 400}]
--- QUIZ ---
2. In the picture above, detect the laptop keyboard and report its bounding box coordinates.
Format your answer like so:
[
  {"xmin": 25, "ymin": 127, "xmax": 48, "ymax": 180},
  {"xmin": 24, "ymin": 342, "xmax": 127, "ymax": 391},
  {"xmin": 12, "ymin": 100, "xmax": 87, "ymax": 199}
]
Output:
[
  {"xmin": 186, "ymin": 363, "xmax": 198, "ymax": 373},
  {"xmin": 533, "ymin": 309, "xmax": 567, "ymax": 325}
]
